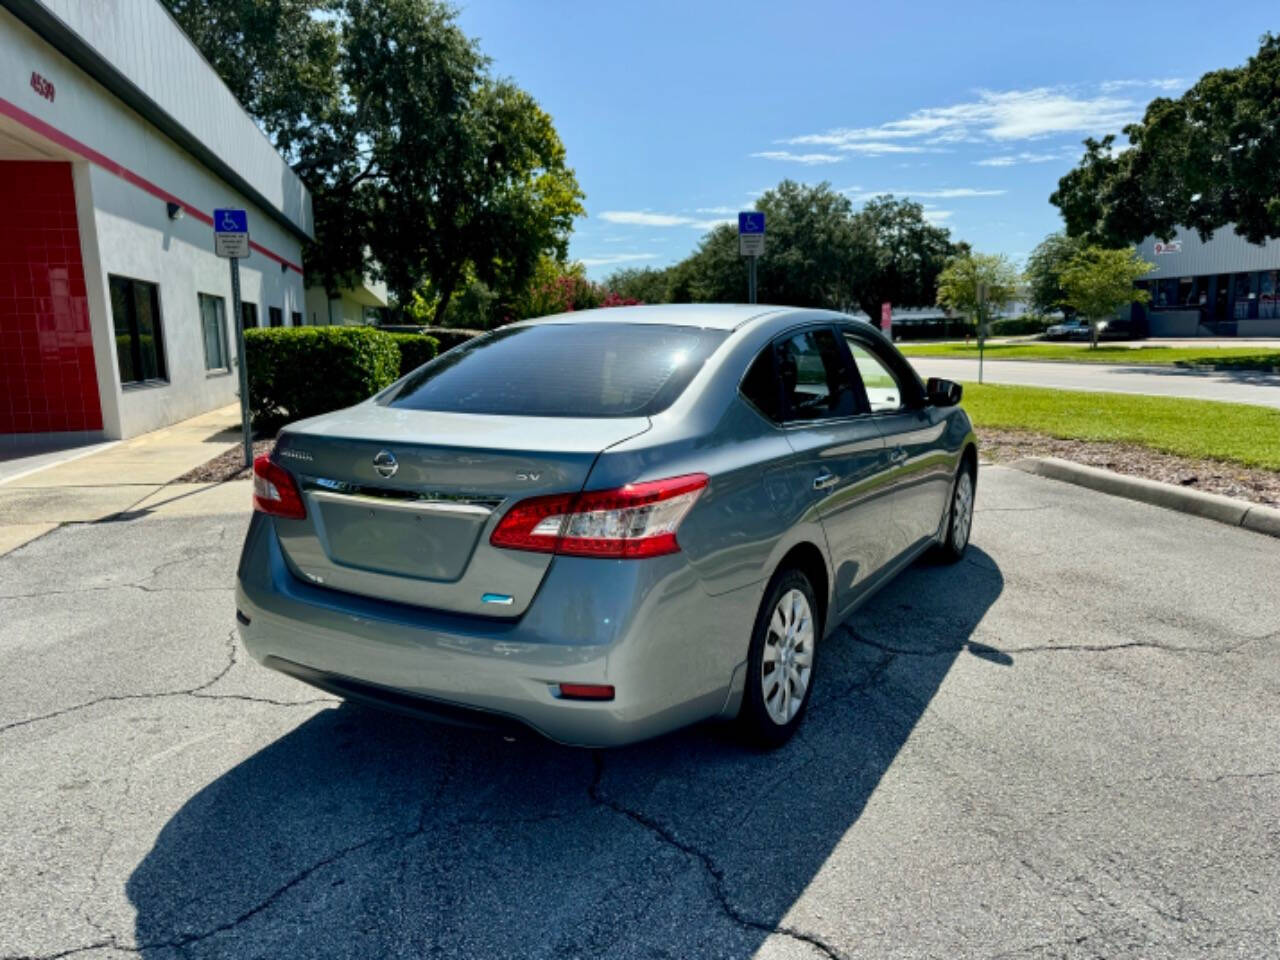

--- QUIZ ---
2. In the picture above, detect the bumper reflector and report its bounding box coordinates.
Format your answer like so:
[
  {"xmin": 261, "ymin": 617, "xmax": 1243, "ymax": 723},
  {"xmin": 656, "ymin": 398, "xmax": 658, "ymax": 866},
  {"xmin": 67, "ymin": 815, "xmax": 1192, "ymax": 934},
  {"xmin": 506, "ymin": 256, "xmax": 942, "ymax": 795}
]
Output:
[{"xmin": 554, "ymin": 683, "xmax": 615, "ymax": 701}]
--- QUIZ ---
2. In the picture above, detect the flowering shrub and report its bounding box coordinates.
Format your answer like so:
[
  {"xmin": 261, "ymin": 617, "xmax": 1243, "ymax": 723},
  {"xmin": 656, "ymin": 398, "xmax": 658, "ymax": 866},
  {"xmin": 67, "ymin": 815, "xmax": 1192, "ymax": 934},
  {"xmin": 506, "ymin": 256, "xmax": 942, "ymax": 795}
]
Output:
[{"xmin": 515, "ymin": 258, "xmax": 642, "ymax": 319}]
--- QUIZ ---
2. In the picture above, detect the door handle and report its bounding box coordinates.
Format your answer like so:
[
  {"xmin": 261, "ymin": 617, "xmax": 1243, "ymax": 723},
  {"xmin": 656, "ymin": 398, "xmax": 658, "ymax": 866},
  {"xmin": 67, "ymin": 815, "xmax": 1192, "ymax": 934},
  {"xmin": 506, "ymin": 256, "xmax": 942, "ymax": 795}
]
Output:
[
  {"xmin": 889, "ymin": 448, "xmax": 908, "ymax": 465},
  {"xmin": 813, "ymin": 472, "xmax": 839, "ymax": 491}
]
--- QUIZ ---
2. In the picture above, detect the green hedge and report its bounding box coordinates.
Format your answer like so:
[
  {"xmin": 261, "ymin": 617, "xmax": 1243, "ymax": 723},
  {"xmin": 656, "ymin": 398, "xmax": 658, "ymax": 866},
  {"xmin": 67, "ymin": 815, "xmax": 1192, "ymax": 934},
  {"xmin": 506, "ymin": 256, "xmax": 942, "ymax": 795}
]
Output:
[
  {"xmin": 387, "ymin": 332, "xmax": 440, "ymax": 377},
  {"xmin": 244, "ymin": 327, "xmax": 401, "ymax": 431},
  {"xmin": 416, "ymin": 326, "xmax": 483, "ymax": 352}
]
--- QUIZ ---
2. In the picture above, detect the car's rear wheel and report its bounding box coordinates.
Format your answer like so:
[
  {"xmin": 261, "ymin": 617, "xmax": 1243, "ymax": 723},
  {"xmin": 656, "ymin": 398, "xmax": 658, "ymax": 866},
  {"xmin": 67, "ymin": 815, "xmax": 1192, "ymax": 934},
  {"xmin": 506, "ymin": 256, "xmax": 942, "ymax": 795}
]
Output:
[
  {"xmin": 738, "ymin": 568, "xmax": 819, "ymax": 749},
  {"xmin": 937, "ymin": 461, "xmax": 975, "ymax": 562}
]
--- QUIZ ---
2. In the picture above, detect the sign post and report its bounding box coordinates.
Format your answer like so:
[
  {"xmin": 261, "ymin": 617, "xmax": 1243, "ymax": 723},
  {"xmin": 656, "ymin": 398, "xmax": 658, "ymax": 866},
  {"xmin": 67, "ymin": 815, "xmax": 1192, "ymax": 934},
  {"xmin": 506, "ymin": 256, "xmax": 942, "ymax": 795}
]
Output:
[
  {"xmin": 214, "ymin": 209, "xmax": 253, "ymax": 469},
  {"xmin": 738, "ymin": 212, "xmax": 765, "ymax": 304},
  {"xmin": 976, "ymin": 282, "xmax": 987, "ymax": 385}
]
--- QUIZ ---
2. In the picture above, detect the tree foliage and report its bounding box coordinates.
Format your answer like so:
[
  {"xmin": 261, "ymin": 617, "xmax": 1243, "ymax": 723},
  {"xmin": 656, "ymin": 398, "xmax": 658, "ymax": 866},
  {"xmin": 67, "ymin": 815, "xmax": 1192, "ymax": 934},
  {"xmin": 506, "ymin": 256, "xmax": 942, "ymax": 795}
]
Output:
[
  {"xmin": 608, "ymin": 183, "xmax": 963, "ymax": 320},
  {"xmin": 603, "ymin": 267, "xmax": 675, "ymax": 304},
  {"xmin": 1024, "ymin": 232, "xmax": 1084, "ymax": 318},
  {"xmin": 1051, "ymin": 33, "xmax": 1280, "ymax": 246},
  {"xmin": 847, "ymin": 196, "xmax": 965, "ymax": 324},
  {"xmin": 163, "ymin": 0, "xmax": 584, "ymax": 320},
  {"xmin": 1057, "ymin": 246, "xmax": 1154, "ymax": 347},
  {"xmin": 935, "ymin": 253, "xmax": 1021, "ymax": 333}
]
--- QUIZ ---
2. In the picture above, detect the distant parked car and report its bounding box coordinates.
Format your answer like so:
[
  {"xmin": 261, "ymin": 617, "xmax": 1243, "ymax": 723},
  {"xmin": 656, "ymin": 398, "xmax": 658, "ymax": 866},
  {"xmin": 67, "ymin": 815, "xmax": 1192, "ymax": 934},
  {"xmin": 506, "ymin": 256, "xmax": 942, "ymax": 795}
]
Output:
[
  {"xmin": 1043, "ymin": 318, "xmax": 1090, "ymax": 340},
  {"xmin": 1095, "ymin": 317, "xmax": 1137, "ymax": 340},
  {"xmin": 236, "ymin": 305, "xmax": 978, "ymax": 748}
]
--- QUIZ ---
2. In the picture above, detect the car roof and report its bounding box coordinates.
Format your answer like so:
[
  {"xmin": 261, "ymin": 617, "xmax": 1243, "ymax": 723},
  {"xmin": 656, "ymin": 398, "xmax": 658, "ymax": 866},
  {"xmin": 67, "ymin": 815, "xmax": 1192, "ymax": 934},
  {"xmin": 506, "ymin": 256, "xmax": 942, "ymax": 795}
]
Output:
[{"xmin": 518, "ymin": 303, "xmax": 801, "ymax": 331}]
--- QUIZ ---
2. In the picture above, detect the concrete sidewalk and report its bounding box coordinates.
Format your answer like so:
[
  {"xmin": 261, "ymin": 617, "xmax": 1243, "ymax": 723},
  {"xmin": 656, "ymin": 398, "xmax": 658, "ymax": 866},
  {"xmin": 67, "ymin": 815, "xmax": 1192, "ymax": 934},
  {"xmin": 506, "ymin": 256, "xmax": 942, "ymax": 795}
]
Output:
[{"xmin": 0, "ymin": 405, "xmax": 251, "ymax": 556}]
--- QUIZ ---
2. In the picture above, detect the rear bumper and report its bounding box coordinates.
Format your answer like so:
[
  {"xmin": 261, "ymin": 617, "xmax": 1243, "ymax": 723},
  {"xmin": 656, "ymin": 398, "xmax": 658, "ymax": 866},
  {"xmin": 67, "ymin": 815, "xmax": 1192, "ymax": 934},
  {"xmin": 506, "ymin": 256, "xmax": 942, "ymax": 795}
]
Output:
[{"xmin": 235, "ymin": 513, "xmax": 758, "ymax": 747}]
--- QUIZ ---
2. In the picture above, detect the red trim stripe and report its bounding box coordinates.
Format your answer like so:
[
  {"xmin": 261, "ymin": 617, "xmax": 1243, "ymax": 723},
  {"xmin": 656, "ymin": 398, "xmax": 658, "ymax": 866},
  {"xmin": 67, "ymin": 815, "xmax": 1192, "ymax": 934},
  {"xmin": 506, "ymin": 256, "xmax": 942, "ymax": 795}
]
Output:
[{"xmin": 0, "ymin": 95, "xmax": 304, "ymax": 274}]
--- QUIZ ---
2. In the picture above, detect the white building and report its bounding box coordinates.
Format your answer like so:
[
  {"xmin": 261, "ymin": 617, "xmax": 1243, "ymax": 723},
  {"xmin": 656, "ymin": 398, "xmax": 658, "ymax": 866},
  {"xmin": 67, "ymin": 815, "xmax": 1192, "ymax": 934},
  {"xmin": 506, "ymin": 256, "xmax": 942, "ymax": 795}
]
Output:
[
  {"xmin": 0, "ymin": 0, "xmax": 314, "ymax": 442},
  {"xmin": 304, "ymin": 274, "xmax": 389, "ymax": 327}
]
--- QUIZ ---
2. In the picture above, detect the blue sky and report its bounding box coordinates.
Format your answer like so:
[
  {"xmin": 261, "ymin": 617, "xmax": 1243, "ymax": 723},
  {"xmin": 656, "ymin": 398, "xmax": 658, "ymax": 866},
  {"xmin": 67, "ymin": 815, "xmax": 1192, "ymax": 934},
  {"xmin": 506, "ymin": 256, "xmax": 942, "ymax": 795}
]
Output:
[{"xmin": 455, "ymin": 1, "xmax": 1278, "ymax": 280}]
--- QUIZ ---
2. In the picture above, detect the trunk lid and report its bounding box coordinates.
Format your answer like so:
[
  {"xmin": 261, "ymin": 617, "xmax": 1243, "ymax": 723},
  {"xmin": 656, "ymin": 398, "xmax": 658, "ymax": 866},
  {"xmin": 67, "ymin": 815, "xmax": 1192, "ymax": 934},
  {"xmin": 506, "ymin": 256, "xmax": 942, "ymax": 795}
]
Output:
[{"xmin": 270, "ymin": 403, "xmax": 650, "ymax": 617}]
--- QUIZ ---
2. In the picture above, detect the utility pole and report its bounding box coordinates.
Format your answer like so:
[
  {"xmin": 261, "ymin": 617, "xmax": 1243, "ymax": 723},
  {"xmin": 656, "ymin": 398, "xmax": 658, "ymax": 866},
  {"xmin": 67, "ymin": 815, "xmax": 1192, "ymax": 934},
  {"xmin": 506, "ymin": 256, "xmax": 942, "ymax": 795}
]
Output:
[{"xmin": 230, "ymin": 257, "xmax": 252, "ymax": 468}]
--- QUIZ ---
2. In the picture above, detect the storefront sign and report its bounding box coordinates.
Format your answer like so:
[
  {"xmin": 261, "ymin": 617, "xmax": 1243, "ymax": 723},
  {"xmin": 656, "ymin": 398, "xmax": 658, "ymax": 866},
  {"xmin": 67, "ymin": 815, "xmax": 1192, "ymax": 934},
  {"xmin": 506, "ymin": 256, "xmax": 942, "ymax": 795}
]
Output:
[
  {"xmin": 1154, "ymin": 240, "xmax": 1182, "ymax": 255},
  {"xmin": 29, "ymin": 71, "xmax": 55, "ymax": 103}
]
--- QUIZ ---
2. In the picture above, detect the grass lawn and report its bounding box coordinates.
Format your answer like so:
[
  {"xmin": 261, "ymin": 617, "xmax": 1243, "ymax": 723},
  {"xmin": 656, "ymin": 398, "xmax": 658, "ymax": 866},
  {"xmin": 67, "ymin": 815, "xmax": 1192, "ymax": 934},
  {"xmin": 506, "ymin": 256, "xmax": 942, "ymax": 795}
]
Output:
[
  {"xmin": 900, "ymin": 342, "xmax": 1280, "ymax": 370},
  {"xmin": 960, "ymin": 383, "xmax": 1280, "ymax": 471}
]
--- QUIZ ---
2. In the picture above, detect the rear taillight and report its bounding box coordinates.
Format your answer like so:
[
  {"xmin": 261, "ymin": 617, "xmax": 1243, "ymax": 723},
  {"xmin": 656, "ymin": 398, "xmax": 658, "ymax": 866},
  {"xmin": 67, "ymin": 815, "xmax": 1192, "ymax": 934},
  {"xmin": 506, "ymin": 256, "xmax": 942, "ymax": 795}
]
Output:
[
  {"xmin": 490, "ymin": 473, "xmax": 708, "ymax": 559},
  {"xmin": 252, "ymin": 455, "xmax": 306, "ymax": 520}
]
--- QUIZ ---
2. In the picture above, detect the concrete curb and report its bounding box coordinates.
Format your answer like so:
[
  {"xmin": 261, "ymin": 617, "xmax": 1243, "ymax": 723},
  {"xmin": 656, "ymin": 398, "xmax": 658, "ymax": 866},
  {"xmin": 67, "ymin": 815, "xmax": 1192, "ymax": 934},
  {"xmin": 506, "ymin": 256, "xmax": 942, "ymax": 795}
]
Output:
[{"xmin": 1009, "ymin": 456, "xmax": 1280, "ymax": 540}]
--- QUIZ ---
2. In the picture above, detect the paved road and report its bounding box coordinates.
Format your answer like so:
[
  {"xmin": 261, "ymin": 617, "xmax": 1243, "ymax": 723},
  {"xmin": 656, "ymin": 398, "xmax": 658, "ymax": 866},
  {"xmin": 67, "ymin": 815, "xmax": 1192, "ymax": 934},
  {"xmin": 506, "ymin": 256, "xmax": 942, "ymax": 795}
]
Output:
[
  {"xmin": 2, "ymin": 468, "xmax": 1278, "ymax": 959},
  {"xmin": 909, "ymin": 356, "xmax": 1280, "ymax": 408}
]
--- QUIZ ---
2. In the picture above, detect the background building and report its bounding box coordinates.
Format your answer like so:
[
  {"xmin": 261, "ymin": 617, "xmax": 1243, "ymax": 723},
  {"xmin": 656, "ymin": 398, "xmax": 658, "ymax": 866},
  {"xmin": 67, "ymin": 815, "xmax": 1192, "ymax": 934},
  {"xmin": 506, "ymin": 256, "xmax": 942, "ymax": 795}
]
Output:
[
  {"xmin": 1133, "ymin": 228, "xmax": 1280, "ymax": 337},
  {"xmin": 0, "ymin": 0, "xmax": 314, "ymax": 442}
]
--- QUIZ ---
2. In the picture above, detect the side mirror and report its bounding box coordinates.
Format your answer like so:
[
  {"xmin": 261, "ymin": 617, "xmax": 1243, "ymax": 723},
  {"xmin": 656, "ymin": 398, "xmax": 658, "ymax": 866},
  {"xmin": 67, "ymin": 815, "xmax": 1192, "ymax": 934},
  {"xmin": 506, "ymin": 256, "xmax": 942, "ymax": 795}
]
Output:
[{"xmin": 926, "ymin": 377, "xmax": 962, "ymax": 407}]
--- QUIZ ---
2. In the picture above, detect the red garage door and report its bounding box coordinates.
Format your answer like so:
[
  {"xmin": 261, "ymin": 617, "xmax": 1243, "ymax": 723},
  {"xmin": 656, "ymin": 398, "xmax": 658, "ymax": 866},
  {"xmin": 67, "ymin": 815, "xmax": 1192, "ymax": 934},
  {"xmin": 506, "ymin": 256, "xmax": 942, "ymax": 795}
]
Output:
[{"xmin": 0, "ymin": 161, "xmax": 101, "ymax": 434}]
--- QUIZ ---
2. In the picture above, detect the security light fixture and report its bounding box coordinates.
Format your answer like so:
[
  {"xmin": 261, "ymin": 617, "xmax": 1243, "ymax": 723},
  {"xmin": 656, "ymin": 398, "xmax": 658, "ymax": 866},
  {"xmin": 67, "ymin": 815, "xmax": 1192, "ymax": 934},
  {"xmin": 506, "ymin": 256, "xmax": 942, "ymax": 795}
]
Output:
[{"xmin": 166, "ymin": 201, "xmax": 183, "ymax": 221}]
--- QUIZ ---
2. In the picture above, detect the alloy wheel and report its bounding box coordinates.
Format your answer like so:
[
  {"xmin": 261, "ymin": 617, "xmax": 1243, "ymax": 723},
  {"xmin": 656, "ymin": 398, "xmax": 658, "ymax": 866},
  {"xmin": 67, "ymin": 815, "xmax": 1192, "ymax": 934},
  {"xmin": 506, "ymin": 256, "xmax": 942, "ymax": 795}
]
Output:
[
  {"xmin": 952, "ymin": 471, "xmax": 974, "ymax": 550},
  {"xmin": 761, "ymin": 588, "xmax": 814, "ymax": 726}
]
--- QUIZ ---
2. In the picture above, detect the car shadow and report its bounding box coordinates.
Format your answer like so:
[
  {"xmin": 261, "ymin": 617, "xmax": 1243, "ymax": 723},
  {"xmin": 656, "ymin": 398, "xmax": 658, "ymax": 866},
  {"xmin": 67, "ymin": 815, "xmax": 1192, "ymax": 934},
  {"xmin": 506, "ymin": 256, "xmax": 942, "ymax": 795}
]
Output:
[
  {"xmin": 127, "ymin": 547, "xmax": 1004, "ymax": 957},
  {"xmin": 1102, "ymin": 363, "xmax": 1280, "ymax": 384}
]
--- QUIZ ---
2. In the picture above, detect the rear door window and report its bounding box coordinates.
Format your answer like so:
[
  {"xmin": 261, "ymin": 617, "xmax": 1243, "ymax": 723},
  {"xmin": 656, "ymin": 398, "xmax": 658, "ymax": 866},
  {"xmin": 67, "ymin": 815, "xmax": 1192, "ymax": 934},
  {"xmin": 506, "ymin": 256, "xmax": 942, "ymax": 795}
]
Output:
[
  {"xmin": 776, "ymin": 327, "xmax": 858, "ymax": 422},
  {"xmin": 386, "ymin": 322, "xmax": 727, "ymax": 418},
  {"xmin": 740, "ymin": 347, "xmax": 782, "ymax": 422}
]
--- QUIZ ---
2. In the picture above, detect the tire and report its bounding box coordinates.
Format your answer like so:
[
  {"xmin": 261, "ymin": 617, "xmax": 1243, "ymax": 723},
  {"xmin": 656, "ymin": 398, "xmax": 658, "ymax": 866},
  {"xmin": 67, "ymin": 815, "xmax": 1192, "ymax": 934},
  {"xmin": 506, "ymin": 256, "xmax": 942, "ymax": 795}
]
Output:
[
  {"xmin": 738, "ymin": 568, "xmax": 820, "ymax": 749},
  {"xmin": 936, "ymin": 460, "xmax": 975, "ymax": 563}
]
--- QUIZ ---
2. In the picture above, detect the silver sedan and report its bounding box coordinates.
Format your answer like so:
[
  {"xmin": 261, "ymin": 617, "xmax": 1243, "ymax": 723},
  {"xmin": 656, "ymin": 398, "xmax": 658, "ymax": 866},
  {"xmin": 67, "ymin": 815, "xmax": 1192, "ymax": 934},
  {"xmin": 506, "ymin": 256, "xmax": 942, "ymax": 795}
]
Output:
[{"xmin": 236, "ymin": 305, "xmax": 977, "ymax": 748}]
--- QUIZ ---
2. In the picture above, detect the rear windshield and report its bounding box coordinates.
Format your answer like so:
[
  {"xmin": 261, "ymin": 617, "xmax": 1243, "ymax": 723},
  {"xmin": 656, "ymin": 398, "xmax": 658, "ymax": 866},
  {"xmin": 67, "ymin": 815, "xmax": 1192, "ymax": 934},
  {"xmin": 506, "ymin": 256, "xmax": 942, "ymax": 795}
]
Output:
[{"xmin": 384, "ymin": 322, "xmax": 728, "ymax": 418}]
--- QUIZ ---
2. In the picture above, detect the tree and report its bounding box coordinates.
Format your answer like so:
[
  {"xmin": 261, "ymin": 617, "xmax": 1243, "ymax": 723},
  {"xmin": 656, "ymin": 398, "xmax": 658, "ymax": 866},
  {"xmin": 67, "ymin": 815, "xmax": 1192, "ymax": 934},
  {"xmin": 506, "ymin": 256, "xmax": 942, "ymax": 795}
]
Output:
[
  {"xmin": 604, "ymin": 266, "xmax": 674, "ymax": 304},
  {"xmin": 935, "ymin": 253, "xmax": 1021, "ymax": 337},
  {"xmin": 1024, "ymin": 232, "xmax": 1084, "ymax": 318},
  {"xmin": 1051, "ymin": 33, "xmax": 1280, "ymax": 246},
  {"xmin": 1057, "ymin": 247, "xmax": 1154, "ymax": 347},
  {"xmin": 847, "ymin": 196, "xmax": 964, "ymax": 327},
  {"xmin": 163, "ymin": 0, "xmax": 584, "ymax": 319},
  {"xmin": 670, "ymin": 182, "xmax": 860, "ymax": 306}
]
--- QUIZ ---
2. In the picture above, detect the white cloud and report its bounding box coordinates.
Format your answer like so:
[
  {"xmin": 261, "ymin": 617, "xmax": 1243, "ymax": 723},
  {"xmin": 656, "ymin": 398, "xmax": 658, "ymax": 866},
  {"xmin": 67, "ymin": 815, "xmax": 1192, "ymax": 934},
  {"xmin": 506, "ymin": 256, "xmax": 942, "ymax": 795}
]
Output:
[
  {"xmin": 750, "ymin": 150, "xmax": 843, "ymax": 165},
  {"xmin": 1100, "ymin": 77, "xmax": 1184, "ymax": 93},
  {"xmin": 843, "ymin": 187, "xmax": 1006, "ymax": 202},
  {"xmin": 836, "ymin": 142, "xmax": 945, "ymax": 156},
  {"xmin": 694, "ymin": 206, "xmax": 740, "ymax": 215},
  {"xmin": 922, "ymin": 207, "xmax": 953, "ymax": 223},
  {"xmin": 599, "ymin": 211, "xmax": 692, "ymax": 227},
  {"xmin": 781, "ymin": 86, "xmax": 1141, "ymax": 148},
  {"xmin": 599, "ymin": 210, "xmax": 731, "ymax": 230},
  {"xmin": 578, "ymin": 253, "xmax": 659, "ymax": 268},
  {"xmin": 976, "ymin": 152, "xmax": 1054, "ymax": 166}
]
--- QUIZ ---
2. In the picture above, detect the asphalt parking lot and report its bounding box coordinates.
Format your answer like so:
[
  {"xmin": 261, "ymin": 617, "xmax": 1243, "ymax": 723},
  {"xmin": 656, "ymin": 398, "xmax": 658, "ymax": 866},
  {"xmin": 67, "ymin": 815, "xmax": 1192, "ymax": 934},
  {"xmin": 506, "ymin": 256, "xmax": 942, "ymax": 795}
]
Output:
[{"xmin": 2, "ymin": 466, "xmax": 1278, "ymax": 960}]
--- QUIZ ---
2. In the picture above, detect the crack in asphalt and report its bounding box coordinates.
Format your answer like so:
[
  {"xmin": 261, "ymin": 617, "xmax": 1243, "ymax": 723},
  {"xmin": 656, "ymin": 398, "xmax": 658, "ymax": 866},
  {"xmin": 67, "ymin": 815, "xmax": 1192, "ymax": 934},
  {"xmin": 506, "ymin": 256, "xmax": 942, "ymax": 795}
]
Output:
[
  {"xmin": 842, "ymin": 625, "xmax": 1268, "ymax": 660},
  {"xmin": 0, "ymin": 582, "xmax": 232, "ymax": 600},
  {"xmin": 0, "ymin": 631, "xmax": 333, "ymax": 735},
  {"xmin": 587, "ymin": 752, "xmax": 849, "ymax": 960},
  {"xmin": 1139, "ymin": 769, "xmax": 1280, "ymax": 785},
  {"xmin": 1, "ymin": 549, "xmax": 234, "ymax": 601}
]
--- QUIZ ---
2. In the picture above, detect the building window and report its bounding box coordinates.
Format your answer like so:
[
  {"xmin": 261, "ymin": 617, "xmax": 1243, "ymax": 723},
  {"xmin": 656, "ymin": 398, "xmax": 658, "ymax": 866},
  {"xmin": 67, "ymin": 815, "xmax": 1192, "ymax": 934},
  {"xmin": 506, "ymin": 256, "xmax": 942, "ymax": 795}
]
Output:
[
  {"xmin": 1261, "ymin": 271, "xmax": 1279, "ymax": 320},
  {"xmin": 109, "ymin": 275, "xmax": 167, "ymax": 385},
  {"xmin": 269, "ymin": 306, "xmax": 283, "ymax": 327},
  {"xmin": 198, "ymin": 293, "xmax": 229, "ymax": 372},
  {"xmin": 241, "ymin": 302, "xmax": 258, "ymax": 329},
  {"xmin": 291, "ymin": 310, "xmax": 302, "ymax": 327}
]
